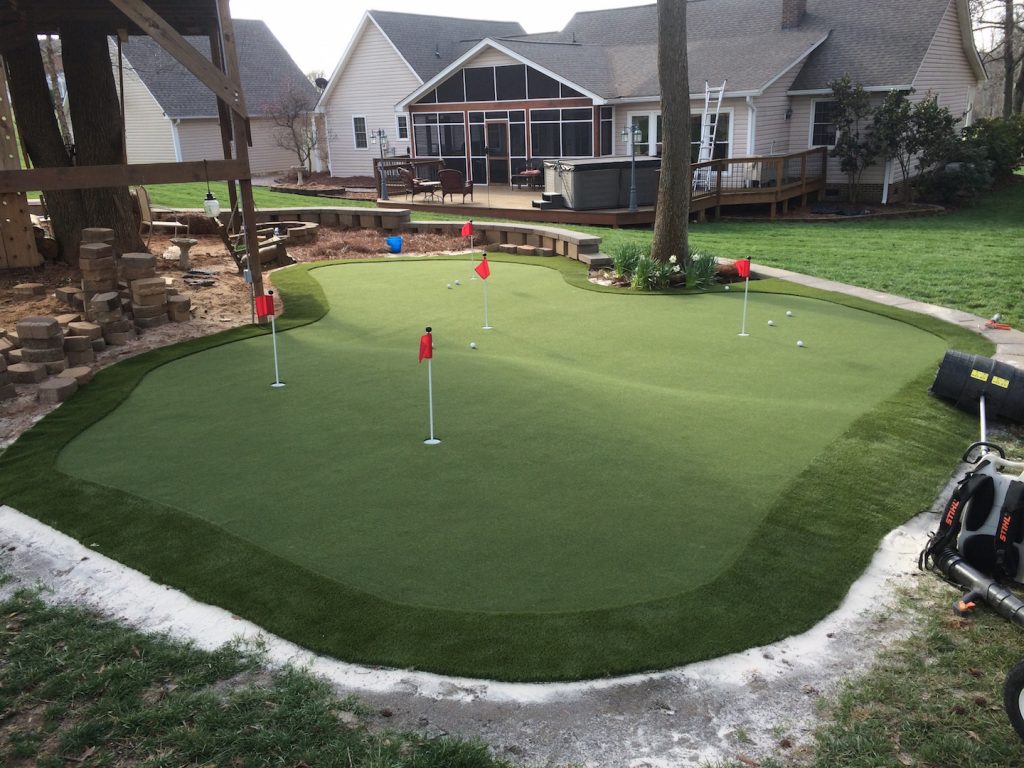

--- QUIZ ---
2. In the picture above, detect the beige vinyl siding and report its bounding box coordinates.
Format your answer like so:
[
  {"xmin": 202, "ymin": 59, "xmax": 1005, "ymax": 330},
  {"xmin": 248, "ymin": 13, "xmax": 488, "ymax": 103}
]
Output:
[
  {"xmin": 466, "ymin": 48, "xmax": 520, "ymax": 69},
  {"xmin": 175, "ymin": 118, "xmax": 295, "ymax": 175},
  {"xmin": 120, "ymin": 60, "xmax": 176, "ymax": 164},
  {"xmin": 792, "ymin": 95, "xmax": 890, "ymax": 190},
  {"xmin": 752, "ymin": 67, "xmax": 805, "ymax": 157},
  {"xmin": 323, "ymin": 22, "xmax": 421, "ymax": 176},
  {"xmin": 912, "ymin": 0, "xmax": 978, "ymax": 118}
]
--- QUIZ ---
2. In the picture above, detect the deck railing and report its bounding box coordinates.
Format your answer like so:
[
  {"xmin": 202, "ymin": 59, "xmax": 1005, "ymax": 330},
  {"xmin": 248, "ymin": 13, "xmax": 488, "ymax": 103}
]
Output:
[{"xmin": 689, "ymin": 147, "xmax": 828, "ymax": 218}]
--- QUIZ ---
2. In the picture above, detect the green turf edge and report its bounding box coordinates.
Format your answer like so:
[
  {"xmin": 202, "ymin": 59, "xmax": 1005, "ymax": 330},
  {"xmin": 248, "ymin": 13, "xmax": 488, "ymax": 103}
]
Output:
[{"xmin": 0, "ymin": 256, "xmax": 994, "ymax": 682}]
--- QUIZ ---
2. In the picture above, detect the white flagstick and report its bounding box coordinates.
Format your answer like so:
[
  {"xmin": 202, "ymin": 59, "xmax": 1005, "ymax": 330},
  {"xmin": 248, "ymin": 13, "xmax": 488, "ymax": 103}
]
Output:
[
  {"xmin": 738, "ymin": 272, "xmax": 750, "ymax": 337},
  {"xmin": 423, "ymin": 326, "xmax": 441, "ymax": 445},
  {"xmin": 482, "ymin": 278, "xmax": 493, "ymax": 330},
  {"xmin": 270, "ymin": 314, "xmax": 285, "ymax": 387},
  {"xmin": 980, "ymin": 393, "xmax": 987, "ymax": 444}
]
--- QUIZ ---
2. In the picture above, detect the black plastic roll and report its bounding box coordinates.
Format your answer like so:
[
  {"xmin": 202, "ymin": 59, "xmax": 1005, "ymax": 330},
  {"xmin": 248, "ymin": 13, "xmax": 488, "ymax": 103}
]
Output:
[{"xmin": 930, "ymin": 350, "xmax": 1024, "ymax": 423}]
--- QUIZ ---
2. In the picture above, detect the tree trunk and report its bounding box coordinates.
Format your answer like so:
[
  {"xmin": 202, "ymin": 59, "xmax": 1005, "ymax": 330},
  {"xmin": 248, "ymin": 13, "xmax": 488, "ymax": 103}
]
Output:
[
  {"xmin": 41, "ymin": 36, "xmax": 72, "ymax": 145},
  {"xmin": 650, "ymin": 0, "xmax": 690, "ymax": 263},
  {"xmin": 4, "ymin": 29, "xmax": 88, "ymax": 263},
  {"xmin": 1014, "ymin": 49, "xmax": 1024, "ymax": 113},
  {"xmin": 61, "ymin": 25, "xmax": 146, "ymax": 254},
  {"xmin": 1004, "ymin": 0, "xmax": 1014, "ymax": 118}
]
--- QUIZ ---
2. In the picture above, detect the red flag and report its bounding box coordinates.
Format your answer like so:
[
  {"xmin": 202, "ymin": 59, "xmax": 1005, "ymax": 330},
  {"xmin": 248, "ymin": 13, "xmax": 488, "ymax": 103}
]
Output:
[
  {"xmin": 735, "ymin": 259, "xmax": 751, "ymax": 279},
  {"xmin": 474, "ymin": 256, "xmax": 490, "ymax": 280},
  {"xmin": 418, "ymin": 331, "xmax": 433, "ymax": 362},
  {"xmin": 461, "ymin": 220, "xmax": 473, "ymax": 237},
  {"xmin": 255, "ymin": 294, "xmax": 275, "ymax": 318}
]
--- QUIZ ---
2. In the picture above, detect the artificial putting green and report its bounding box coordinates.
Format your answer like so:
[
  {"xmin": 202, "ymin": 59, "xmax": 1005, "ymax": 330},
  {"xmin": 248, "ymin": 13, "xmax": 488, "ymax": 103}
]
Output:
[{"xmin": 1, "ymin": 257, "xmax": 991, "ymax": 680}]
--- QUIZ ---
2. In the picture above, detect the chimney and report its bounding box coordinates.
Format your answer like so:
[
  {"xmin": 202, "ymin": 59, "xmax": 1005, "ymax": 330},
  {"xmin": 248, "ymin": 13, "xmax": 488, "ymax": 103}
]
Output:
[{"xmin": 782, "ymin": 0, "xmax": 806, "ymax": 28}]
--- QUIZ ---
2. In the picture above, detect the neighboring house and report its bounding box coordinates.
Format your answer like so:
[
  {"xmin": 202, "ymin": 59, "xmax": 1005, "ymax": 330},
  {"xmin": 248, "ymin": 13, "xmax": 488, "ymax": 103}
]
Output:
[
  {"xmin": 322, "ymin": 0, "xmax": 984, "ymax": 201},
  {"xmin": 118, "ymin": 19, "xmax": 319, "ymax": 175}
]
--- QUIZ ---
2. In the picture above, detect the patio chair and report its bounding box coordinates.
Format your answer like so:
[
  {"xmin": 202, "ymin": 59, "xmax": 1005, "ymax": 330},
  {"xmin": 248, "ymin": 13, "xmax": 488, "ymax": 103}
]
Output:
[
  {"xmin": 438, "ymin": 168, "xmax": 474, "ymax": 204},
  {"xmin": 513, "ymin": 159, "xmax": 543, "ymax": 189},
  {"xmin": 134, "ymin": 185, "xmax": 189, "ymax": 248},
  {"xmin": 398, "ymin": 167, "xmax": 439, "ymax": 201}
]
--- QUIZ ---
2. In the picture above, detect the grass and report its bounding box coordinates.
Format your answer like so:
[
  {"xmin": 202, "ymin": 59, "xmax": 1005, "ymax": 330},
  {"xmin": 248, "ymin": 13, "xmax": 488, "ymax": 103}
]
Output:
[
  {"xmin": 580, "ymin": 178, "xmax": 1024, "ymax": 330},
  {"xmin": 0, "ymin": 586, "xmax": 516, "ymax": 768},
  {"xmin": 0, "ymin": 253, "xmax": 993, "ymax": 680}
]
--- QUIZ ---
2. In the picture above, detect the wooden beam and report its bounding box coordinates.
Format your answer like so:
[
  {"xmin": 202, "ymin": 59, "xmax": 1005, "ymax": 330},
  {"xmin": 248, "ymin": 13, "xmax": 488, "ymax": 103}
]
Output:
[
  {"xmin": 105, "ymin": 0, "xmax": 247, "ymax": 117},
  {"xmin": 0, "ymin": 159, "xmax": 251, "ymax": 193}
]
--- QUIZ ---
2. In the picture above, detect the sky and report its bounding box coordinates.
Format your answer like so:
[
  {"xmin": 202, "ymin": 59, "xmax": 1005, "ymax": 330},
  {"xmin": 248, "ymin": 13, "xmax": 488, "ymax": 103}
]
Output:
[{"xmin": 228, "ymin": 0, "xmax": 640, "ymax": 77}]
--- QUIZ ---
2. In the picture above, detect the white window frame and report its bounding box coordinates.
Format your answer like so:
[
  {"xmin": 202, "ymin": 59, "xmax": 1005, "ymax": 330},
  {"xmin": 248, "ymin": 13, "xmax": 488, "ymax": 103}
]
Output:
[
  {"xmin": 625, "ymin": 110, "xmax": 660, "ymax": 157},
  {"xmin": 353, "ymin": 115, "xmax": 368, "ymax": 150},
  {"xmin": 809, "ymin": 99, "xmax": 838, "ymax": 148},
  {"xmin": 396, "ymin": 114, "xmax": 409, "ymax": 140},
  {"xmin": 690, "ymin": 107, "xmax": 734, "ymax": 164}
]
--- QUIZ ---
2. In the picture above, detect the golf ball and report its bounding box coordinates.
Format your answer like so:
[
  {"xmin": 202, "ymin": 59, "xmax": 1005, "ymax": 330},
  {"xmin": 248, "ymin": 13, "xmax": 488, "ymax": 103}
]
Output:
[
  {"xmin": 786, "ymin": 310, "xmax": 794, "ymax": 317},
  {"xmin": 469, "ymin": 342, "xmax": 477, "ymax": 349},
  {"xmin": 454, "ymin": 279, "xmax": 461, "ymax": 286},
  {"xmin": 797, "ymin": 340, "xmax": 805, "ymax": 347},
  {"xmin": 724, "ymin": 285, "xmax": 731, "ymax": 291},
  {"xmin": 767, "ymin": 320, "xmax": 775, "ymax": 326},
  {"xmin": 447, "ymin": 283, "xmax": 452, "ymax": 289}
]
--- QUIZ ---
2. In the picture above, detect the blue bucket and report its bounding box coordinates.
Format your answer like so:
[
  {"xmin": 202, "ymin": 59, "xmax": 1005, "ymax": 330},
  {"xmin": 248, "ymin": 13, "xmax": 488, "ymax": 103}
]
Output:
[{"xmin": 386, "ymin": 235, "xmax": 403, "ymax": 254}]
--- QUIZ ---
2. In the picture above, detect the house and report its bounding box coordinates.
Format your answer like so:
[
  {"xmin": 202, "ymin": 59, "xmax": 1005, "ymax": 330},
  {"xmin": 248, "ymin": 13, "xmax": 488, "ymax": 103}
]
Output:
[
  {"xmin": 118, "ymin": 19, "xmax": 319, "ymax": 175},
  {"xmin": 321, "ymin": 0, "xmax": 984, "ymax": 201},
  {"xmin": 318, "ymin": 11, "xmax": 526, "ymax": 179}
]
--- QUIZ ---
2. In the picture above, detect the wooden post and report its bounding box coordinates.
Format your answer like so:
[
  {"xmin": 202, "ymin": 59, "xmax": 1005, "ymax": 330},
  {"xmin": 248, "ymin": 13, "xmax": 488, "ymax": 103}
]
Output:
[
  {"xmin": 208, "ymin": 31, "xmax": 239, "ymax": 216},
  {"xmin": 799, "ymin": 152, "xmax": 808, "ymax": 207},
  {"xmin": 215, "ymin": 0, "xmax": 263, "ymax": 298},
  {"xmin": 0, "ymin": 64, "xmax": 42, "ymax": 269}
]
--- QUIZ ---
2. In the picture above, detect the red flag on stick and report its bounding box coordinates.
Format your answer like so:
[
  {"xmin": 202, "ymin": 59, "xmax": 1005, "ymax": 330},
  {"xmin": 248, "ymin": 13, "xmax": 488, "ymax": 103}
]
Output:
[
  {"xmin": 255, "ymin": 293, "xmax": 275, "ymax": 318},
  {"xmin": 418, "ymin": 329, "xmax": 433, "ymax": 362},
  {"xmin": 474, "ymin": 256, "xmax": 490, "ymax": 280},
  {"xmin": 735, "ymin": 259, "xmax": 751, "ymax": 279},
  {"xmin": 461, "ymin": 220, "xmax": 474, "ymax": 237}
]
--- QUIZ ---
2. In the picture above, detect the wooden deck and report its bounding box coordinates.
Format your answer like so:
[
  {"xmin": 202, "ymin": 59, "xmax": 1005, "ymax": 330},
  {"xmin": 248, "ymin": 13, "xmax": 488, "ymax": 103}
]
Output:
[{"xmin": 376, "ymin": 147, "xmax": 828, "ymax": 227}]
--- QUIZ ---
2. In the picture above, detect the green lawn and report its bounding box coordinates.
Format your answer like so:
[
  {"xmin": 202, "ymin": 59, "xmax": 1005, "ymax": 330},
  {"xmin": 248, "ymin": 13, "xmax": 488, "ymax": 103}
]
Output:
[{"xmin": 0, "ymin": 255, "xmax": 992, "ymax": 680}]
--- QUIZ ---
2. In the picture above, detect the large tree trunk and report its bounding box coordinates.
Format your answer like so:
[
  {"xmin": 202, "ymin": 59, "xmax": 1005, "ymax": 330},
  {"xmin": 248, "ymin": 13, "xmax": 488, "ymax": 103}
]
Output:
[
  {"xmin": 651, "ymin": 0, "xmax": 691, "ymax": 263},
  {"xmin": 1004, "ymin": 0, "xmax": 1015, "ymax": 118},
  {"xmin": 62, "ymin": 25, "xmax": 146, "ymax": 254},
  {"xmin": 4, "ymin": 29, "xmax": 88, "ymax": 263}
]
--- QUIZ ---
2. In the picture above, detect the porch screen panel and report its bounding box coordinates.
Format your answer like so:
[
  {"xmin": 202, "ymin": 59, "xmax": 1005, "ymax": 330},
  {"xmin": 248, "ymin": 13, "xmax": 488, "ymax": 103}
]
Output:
[
  {"xmin": 413, "ymin": 113, "xmax": 440, "ymax": 157},
  {"xmin": 438, "ymin": 111, "xmax": 466, "ymax": 176},
  {"xmin": 436, "ymin": 71, "xmax": 466, "ymax": 103},
  {"xmin": 600, "ymin": 107, "xmax": 613, "ymax": 155},
  {"xmin": 465, "ymin": 67, "xmax": 496, "ymax": 102},
  {"xmin": 496, "ymin": 65, "xmax": 526, "ymax": 100},
  {"xmin": 527, "ymin": 68, "xmax": 560, "ymax": 99}
]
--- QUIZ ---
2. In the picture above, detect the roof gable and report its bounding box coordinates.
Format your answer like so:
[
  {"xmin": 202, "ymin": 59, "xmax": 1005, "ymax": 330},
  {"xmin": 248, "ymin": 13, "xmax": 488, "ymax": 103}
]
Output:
[{"xmin": 120, "ymin": 18, "xmax": 318, "ymax": 119}]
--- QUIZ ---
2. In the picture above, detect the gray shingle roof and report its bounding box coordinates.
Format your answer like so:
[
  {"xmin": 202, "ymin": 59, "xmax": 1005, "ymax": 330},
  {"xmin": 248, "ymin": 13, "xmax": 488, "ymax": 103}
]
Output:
[
  {"xmin": 121, "ymin": 19, "xmax": 318, "ymax": 119},
  {"xmin": 446, "ymin": 0, "xmax": 965, "ymax": 99},
  {"xmin": 368, "ymin": 10, "xmax": 526, "ymax": 82}
]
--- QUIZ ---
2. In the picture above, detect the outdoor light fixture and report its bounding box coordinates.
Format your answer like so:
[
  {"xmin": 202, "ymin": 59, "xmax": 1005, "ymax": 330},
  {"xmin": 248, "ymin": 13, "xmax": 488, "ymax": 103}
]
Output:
[
  {"xmin": 621, "ymin": 122, "xmax": 643, "ymax": 212},
  {"xmin": 370, "ymin": 128, "xmax": 390, "ymax": 200},
  {"xmin": 202, "ymin": 159, "xmax": 220, "ymax": 217}
]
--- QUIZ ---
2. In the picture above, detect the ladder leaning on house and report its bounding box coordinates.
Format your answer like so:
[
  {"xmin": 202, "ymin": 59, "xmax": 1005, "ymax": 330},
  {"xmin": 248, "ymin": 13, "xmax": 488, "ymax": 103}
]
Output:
[{"xmin": 692, "ymin": 80, "xmax": 726, "ymax": 192}]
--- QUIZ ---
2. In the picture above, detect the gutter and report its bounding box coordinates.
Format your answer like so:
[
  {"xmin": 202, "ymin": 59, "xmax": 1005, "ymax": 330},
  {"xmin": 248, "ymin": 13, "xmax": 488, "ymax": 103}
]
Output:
[{"xmin": 746, "ymin": 96, "xmax": 756, "ymax": 156}]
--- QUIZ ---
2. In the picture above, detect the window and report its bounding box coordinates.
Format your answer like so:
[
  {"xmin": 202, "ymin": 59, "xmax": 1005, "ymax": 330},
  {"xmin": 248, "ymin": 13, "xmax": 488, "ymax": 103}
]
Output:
[
  {"xmin": 690, "ymin": 112, "xmax": 731, "ymax": 163},
  {"xmin": 396, "ymin": 115, "xmax": 408, "ymax": 140},
  {"xmin": 625, "ymin": 111, "xmax": 661, "ymax": 157},
  {"xmin": 496, "ymin": 65, "xmax": 526, "ymax": 100},
  {"xmin": 353, "ymin": 116, "xmax": 367, "ymax": 149},
  {"xmin": 436, "ymin": 71, "xmax": 465, "ymax": 103},
  {"xmin": 600, "ymin": 107, "xmax": 613, "ymax": 156},
  {"xmin": 531, "ymin": 123, "xmax": 560, "ymax": 156},
  {"xmin": 464, "ymin": 67, "xmax": 496, "ymax": 102},
  {"xmin": 811, "ymin": 100, "xmax": 838, "ymax": 146},
  {"xmin": 529, "ymin": 108, "xmax": 593, "ymax": 158}
]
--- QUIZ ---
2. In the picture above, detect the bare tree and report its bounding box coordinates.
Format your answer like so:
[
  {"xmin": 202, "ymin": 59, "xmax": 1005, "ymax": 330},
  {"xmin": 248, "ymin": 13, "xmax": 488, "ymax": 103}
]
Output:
[
  {"xmin": 650, "ymin": 0, "xmax": 690, "ymax": 263},
  {"xmin": 266, "ymin": 87, "xmax": 319, "ymax": 175},
  {"xmin": 971, "ymin": 0, "xmax": 1024, "ymax": 116},
  {"xmin": 40, "ymin": 35, "xmax": 72, "ymax": 147}
]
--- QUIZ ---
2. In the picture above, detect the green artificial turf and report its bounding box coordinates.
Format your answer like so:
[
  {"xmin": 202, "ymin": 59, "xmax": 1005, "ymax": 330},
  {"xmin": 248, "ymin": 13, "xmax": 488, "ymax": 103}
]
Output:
[{"xmin": 0, "ymin": 257, "xmax": 993, "ymax": 680}]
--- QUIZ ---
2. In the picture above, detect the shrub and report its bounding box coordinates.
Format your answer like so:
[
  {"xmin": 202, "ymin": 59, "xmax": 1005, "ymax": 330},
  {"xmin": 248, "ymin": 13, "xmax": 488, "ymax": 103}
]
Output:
[
  {"xmin": 914, "ymin": 144, "xmax": 993, "ymax": 206},
  {"xmin": 611, "ymin": 242, "xmax": 644, "ymax": 279},
  {"xmin": 684, "ymin": 250, "xmax": 718, "ymax": 290},
  {"xmin": 629, "ymin": 253, "xmax": 657, "ymax": 290},
  {"xmin": 961, "ymin": 116, "xmax": 1024, "ymax": 180}
]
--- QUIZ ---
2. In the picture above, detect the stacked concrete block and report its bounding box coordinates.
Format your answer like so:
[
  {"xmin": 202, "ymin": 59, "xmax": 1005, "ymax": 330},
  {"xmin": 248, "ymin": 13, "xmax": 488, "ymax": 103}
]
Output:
[
  {"xmin": 37, "ymin": 377, "xmax": 78, "ymax": 404},
  {"xmin": 63, "ymin": 335, "xmax": 96, "ymax": 366},
  {"xmin": 7, "ymin": 362, "xmax": 47, "ymax": 384},
  {"xmin": 0, "ymin": 357, "xmax": 15, "ymax": 400},
  {"xmin": 130, "ymin": 277, "xmax": 169, "ymax": 329},
  {"xmin": 167, "ymin": 295, "xmax": 192, "ymax": 323},
  {"xmin": 56, "ymin": 313, "xmax": 82, "ymax": 328},
  {"xmin": 13, "ymin": 283, "xmax": 46, "ymax": 297},
  {"xmin": 58, "ymin": 366, "xmax": 94, "ymax": 386},
  {"xmin": 0, "ymin": 335, "xmax": 15, "ymax": 362},
  {"xmin": 67, "ymin": 321, "xmax": 106, "ymax": 353},
  {"xmin": 16, "ymin": 317, "xmax": 67, "ymax": 374},
  {"xmin": 79, "ymin": 242, "xmax": 118, "ymax": 311},
  {"xmin": 90, "ymin": 293, "xmax": 134, "ymax": 346},
  {"xmin": 121, "ymin": 252, "xmax": 156, "ymax": 284}
]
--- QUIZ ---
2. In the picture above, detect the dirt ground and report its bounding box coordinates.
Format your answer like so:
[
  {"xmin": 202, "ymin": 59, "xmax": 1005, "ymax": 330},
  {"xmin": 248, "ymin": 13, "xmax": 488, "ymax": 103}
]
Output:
[{"xmin": 0, "ymin": 227, "xmax": 470, "ymax": 448}]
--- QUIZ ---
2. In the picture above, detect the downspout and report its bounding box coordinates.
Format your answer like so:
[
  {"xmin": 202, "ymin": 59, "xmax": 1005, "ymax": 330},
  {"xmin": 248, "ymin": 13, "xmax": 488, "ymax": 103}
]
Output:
[
  {"xmin": 745, "ymin": 96, "xmax": 756, "ymax": 155},
  {"xmin": 171, "ymin": 119, "xmax": 183, "ymax": 162},
  {"xmin": 881, "ymin": 158, "xmax": 892, "ymax": 205}
]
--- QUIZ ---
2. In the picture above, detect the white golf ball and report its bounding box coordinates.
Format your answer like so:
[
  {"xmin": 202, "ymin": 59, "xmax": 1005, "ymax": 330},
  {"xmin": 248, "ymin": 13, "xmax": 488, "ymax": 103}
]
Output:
[
  {"xmin": 454, "ymin": 279, "xmax": 461, "ymax": 286},
  {"xmin": 786, "ymin": 310, "xmax": 794, "ymax": 317},
  {"xmin": 724, "ymin": 285, "xmax": 731, "ymax": 291},
  {"xmin": 469, "ymin": 342, "xmax": 477, "ymax": 349},
  {"xmin": 767, "ymin": 320, "xmax": 775, "ymax": 326},
  {"xmin": 797, "ymin": 340, "xmax": 805, "ymax": 347},
  {"xmin": 447, "ymin": 283, "xmax": 452, "ymax": 289}
]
